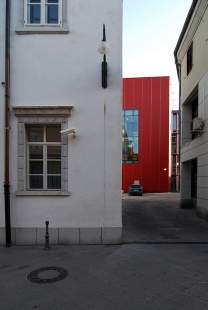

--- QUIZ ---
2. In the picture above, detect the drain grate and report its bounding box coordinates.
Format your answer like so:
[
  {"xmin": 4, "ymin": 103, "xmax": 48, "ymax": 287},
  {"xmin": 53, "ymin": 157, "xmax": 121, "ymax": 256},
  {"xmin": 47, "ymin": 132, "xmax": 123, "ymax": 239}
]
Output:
[
  {"xmin": 123, "ymin": 241, "xmax": 208, "ymax": 245},
  {"xmin": 27, "ymin": 266, "xmax": 69, "ymax": 284}
]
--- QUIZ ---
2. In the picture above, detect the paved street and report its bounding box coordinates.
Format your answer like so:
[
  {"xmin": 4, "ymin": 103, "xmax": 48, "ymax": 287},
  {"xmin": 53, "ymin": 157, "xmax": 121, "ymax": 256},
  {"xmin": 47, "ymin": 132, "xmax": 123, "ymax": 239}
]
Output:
[
  {"xmin": 1, "ymin": 193, "xmax": 208, "ymax": 309},
  {"xmin": 122, "ymin": 192, "xmax": 208, "ymax": 244}
]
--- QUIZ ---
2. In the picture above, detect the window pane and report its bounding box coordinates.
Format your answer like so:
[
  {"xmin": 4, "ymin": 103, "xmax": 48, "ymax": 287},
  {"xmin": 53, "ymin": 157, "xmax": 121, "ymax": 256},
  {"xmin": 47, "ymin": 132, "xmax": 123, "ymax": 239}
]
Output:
[
  {"xmin": 30, "ymin": 176, "xmax": 43, "ymax": 189},
  {"xmin": 171, "ymin": 177, "xmax": 176, "ymax": 191},
  {"xmin": 47, "ymin": 176, "xmax": 61, "ymax": 189},
  {"xmin": 133, "ymin": 116, "xmax": 138, "ymax": 134},
  {"xmin": 124, "ymin": 110, "xmax": 133, "ymax": 116},
  {"xmin": 29, "ymin": 161, "xmax": 43, "ymax": 174},
  {"xmin": 122, "ymin": 110, "xmax": 139, "ymax": 163},
  {"xmin": 45, "ymin": 5, "xmax": 58, "ymax": 24},
  {"xmin": 29, "ymin": 146, "xmax": 43, "ymax": 159},
  {"xmin": 28, "ymin": 0, "xmax": 41, "ymax": 3},
  {"xmin": 46, "ymin": 126, "xmax": 61, "ymax": 142},
  {"xmin": 27, "ymin": 4, "xmax": 41, "ymax": 24},
  {"xmin": 28, "ymin": 127, "xmax": 43, "ymax": 142},
  {"xmin": 47, "ymin": 161, "xmax": 61, "ymax": 174},
  {"xmin": 45, "ymin": 0, "xmax": 58, "ymax": 3},
  {"xmin": 47, "ymin": 146, "xmax": 61, "ymax": 159},
  {"xmin": 124, "ymin": 116, "xmax": 134, "ymax": 136},
  {"xmin": 173, "ymin": 114, "xmax": 177, "ymax": 131}
]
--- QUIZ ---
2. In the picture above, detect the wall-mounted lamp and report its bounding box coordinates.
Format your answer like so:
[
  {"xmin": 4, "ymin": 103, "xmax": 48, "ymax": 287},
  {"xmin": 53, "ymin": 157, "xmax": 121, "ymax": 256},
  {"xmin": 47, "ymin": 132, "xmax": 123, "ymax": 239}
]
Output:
[{"xmin": 97, "ymin": 24, "xmax": 110, "ymax": 88}]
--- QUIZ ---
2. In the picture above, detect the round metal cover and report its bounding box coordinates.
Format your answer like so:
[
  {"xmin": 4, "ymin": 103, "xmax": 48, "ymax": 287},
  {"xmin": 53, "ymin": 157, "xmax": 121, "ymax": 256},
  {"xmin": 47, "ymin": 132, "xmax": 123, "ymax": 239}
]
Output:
[{"xmin": 27, "ymin": 266, "xmax": 69, "ymax": 284}]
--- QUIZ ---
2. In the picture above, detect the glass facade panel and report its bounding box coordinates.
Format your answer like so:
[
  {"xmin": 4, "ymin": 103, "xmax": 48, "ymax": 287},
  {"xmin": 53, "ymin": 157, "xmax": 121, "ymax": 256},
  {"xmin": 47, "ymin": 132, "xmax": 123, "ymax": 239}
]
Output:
[
  {"xmin": 173, "ymin": 114, "xmax": 177, "ymax": 131},
  {"xmin": 122, "ymin": 110, "xmax": 139, "ymax": 163},
  {"xmin": 172, "ymin": 155, "xmax": 176, "ymax": 174},
  {"xmin": 171, "ymin": 135, "xmax": 177, "ymax": 154}
]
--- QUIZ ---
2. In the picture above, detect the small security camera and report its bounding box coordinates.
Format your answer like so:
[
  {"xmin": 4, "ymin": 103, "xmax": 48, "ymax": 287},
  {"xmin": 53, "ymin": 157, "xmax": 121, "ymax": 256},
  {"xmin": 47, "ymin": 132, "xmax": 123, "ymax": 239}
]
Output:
[{"xmin": 60, "ymin": 128, "xmax": 76, "ymax": 136}]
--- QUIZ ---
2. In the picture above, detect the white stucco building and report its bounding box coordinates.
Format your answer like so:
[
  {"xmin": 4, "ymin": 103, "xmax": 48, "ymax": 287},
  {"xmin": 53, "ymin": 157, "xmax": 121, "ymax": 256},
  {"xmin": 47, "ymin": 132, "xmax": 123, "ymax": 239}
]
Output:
[
  {"xmin": 174, "ymin": 0, "xmax": 208, "ymax": 219},
  {"xmin": 0, "ymin": 0, "xmax": 123, "ymax": 245}
]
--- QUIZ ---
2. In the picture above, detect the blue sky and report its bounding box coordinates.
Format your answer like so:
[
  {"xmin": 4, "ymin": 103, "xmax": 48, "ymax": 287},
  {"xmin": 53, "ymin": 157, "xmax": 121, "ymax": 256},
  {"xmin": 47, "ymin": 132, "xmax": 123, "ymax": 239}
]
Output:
[{"xmin": 123, "ymin": 0, "xmax": 193, "ymax": 108}]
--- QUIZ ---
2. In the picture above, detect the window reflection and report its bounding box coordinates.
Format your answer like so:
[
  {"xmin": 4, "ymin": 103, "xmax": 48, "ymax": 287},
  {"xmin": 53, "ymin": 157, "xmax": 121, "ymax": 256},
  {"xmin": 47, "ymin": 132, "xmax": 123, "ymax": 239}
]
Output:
[{"xmin": 122, "ymin": 110, "xmax": 139, "ymax": 163}]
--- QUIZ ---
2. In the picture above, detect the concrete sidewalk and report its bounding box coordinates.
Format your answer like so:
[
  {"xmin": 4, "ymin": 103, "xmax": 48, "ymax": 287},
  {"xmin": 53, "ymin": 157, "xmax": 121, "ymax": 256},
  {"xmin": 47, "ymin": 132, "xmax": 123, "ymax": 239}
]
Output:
[{"xmin": 1, "ymin": 193, "xmax": 208, "ymax": 310}]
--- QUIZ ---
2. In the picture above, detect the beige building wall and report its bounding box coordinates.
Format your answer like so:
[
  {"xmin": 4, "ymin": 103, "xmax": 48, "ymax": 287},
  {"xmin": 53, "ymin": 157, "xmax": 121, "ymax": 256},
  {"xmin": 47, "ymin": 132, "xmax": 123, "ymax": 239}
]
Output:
[
  {"xmin": 178, "ymin": 1, "xmax": 208, "ymax": 104},
  {"xmin": 175, "ymin": 0, "xmax": 208, "ymax": 217}
]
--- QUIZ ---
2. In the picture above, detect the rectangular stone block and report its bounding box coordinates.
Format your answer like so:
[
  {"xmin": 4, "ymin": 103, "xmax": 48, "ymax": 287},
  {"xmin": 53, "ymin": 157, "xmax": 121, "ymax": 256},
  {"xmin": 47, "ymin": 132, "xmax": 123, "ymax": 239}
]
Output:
[
  {"xmin": 59, "ymin": 228, "xmax": 79, "ymax": 245},
  {"xmin": 37, "ymin": 228, "xmax": 45, "ymax": 245},
  {"xmin": 48, "ymin": 228, "xmax": 59, "ymax": 245},
  {"xmin": 80, "ymin": 228, "xmax": 101, "ymax": 245},
  {"xmin": 0, "ymin": 228, "xmax": 16, "ymax": 246},
  {"xmin": 11, "ymin": 228, "xmax": 16, "ymax": 245},
  {"xmin": 102, "ymin": 227, "xmax": 122, "ymax": 245},
  {"xmin": 0, "ymin": 227, "xmax": 5, "ymax": 245},
  {"xmin": 16, "ymin": 228, "xmax": 36, "ymax": 245}
]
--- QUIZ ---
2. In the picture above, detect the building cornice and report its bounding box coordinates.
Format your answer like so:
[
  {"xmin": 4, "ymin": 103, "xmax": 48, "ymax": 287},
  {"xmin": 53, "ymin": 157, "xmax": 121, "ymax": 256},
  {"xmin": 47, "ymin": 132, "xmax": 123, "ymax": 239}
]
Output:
[{"xmin": 12, "ymin": 106, "xmax": 74, "ymax": 117}]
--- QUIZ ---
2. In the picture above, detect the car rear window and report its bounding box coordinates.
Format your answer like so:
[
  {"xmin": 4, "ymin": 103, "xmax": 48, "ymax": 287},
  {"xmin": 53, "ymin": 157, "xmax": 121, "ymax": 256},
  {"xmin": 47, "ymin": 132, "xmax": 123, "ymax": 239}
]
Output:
[{"xmin": 131, "ymin": 185, "xmax": 140, "ymax": 188}]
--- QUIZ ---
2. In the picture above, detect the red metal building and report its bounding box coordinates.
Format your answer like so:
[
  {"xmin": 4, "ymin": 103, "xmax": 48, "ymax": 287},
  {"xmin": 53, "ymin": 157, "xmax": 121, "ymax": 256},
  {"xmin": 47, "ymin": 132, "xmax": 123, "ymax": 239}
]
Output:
[{"xmin": 122, "ymin": 77, "xmax": 171, "ymax": 193}]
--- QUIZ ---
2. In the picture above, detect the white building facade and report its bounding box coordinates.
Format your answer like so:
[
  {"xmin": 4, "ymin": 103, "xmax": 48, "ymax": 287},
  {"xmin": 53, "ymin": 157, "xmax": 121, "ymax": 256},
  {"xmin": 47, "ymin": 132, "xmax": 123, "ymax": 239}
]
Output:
[
  {"xmin": 174, "ymin": 0, "xmax": 208, "ymax": 219},
  {"xmin": 0, "ymin": 0, "xmax": 123, "ymax": 245}
]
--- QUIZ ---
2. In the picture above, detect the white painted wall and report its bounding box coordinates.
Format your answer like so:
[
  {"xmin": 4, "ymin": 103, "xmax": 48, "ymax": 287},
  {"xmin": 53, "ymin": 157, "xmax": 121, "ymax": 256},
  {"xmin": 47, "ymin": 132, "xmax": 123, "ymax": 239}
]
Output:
[{"xmin": 0, "ymin": 0, "xmax": 122, "ymax": 244}]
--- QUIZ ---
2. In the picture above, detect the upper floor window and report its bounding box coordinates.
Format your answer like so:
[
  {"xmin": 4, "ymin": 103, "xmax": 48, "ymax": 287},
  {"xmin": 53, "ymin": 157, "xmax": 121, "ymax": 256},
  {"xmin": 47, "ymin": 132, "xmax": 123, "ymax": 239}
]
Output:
[
  {"xmin": 24, "ymin": 0, "xmax": 62, "ymax": 26},
  {"xmin": 187, "ymin": 42, "xmax": 193, "ymax": 75},
  {"xmin": 172, "ymin": 114, "xmax": 177, "ymax": 132}
]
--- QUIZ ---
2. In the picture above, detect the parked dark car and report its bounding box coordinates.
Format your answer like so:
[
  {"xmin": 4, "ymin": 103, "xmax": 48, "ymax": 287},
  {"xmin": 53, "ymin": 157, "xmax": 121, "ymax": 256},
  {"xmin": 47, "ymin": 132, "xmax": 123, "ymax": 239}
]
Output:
[{"xmin": 128, "ymin": 184, "xmax": 143, "ymax": 196}]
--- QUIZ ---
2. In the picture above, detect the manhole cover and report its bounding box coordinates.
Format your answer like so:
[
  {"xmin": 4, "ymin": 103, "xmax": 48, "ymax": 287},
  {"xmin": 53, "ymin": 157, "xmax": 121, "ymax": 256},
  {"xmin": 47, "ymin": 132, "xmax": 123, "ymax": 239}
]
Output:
[{"xmin": 27, "ymin": 267, "xmax": 69, "ymax": 284}]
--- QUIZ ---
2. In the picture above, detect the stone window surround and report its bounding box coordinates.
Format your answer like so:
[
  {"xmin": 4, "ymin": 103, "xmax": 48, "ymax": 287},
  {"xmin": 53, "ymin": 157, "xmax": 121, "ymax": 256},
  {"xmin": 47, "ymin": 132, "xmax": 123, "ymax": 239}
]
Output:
[
  {"xmin": 15, "ymin": 0, "xmax": 69, "ymax": 35},
  {"xmin": 13, "ymin": 106, "xmax": 73, "ymax": 196}
]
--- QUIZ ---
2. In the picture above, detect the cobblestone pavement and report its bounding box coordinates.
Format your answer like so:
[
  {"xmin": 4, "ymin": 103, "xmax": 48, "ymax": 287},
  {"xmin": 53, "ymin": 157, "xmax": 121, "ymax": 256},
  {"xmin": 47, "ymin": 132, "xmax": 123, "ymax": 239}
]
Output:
[{"xmin": 1, "ymin": 193, "xmax": 208, "ymax": 310}]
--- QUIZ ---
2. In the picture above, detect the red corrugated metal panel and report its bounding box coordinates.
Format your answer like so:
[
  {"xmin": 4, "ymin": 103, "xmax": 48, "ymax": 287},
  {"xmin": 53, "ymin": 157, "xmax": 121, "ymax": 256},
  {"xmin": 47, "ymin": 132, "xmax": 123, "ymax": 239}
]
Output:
[{"xmin": 122, "ymin": 77, "xmax": 170, "ymax": 193}]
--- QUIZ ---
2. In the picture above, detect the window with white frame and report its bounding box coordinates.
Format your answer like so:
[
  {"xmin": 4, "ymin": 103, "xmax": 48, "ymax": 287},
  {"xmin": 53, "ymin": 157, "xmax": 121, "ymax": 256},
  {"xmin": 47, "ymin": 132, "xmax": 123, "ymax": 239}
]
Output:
[
  {"xmin": 12, "ymin": 106, "xmax": 73, "ymax": 196},
  {"xmin": 24, "ymin": 0, "xmax": 62, "ymax": 26},
  {"xmin": 27, "ymin": 125, "xmax": 61, "ymax": 190}
]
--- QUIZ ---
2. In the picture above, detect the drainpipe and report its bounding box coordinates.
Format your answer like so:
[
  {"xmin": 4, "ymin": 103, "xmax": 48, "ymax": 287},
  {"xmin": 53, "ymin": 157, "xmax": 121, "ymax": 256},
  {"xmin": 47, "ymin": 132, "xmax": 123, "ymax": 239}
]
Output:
[{"xmin": 4, "ymin": 0, "xmax": 11, "ymax": 247}]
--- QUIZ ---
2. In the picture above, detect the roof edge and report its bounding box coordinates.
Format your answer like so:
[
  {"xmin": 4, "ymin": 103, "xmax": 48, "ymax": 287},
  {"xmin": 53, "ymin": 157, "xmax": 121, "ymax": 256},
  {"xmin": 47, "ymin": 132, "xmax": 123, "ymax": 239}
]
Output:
[{"xmin": 174, "ymin": 0, "xmax": 198, "ymax": 59}]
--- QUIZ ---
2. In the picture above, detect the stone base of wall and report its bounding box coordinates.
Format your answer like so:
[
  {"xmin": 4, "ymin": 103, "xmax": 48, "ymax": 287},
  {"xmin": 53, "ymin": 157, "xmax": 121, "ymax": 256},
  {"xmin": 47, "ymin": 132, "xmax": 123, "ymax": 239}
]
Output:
[
  {"xmin": 180, "ymin": 198, "xmax": 196, "ymax": 209},
  {"xmin": 0, "ymin": 227, "xmax": 122, "ymax": 246},
  {"xmin": 196, "ymin": 205, "xmax": 208, "ymax": 222}
]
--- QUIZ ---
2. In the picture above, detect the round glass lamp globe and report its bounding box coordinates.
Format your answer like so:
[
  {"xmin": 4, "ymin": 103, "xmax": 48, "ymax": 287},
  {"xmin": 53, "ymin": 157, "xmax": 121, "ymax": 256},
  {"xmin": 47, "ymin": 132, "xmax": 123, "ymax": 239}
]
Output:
[{"xmin": 98, "ymin": 41, "xmax": 110, "ymax": 54}]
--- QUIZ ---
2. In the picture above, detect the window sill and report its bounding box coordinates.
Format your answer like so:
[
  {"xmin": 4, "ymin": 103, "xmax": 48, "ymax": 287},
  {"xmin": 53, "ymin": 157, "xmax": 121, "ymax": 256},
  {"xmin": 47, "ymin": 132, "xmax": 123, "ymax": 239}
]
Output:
[
  {"xmin": 15, "ymin": 191, "xmax": 70, "ymax": 196},
  {"xmin": 15, "ymin": 26, "xmax": 70, "ymax": 35}
]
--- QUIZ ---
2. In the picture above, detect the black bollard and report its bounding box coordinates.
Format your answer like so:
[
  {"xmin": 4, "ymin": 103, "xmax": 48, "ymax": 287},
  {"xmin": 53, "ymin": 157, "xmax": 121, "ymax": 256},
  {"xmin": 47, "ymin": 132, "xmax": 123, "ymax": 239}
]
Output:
[{"xmin": 44, "ymin": 221, "xmax": 51, "ymax": 251}]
